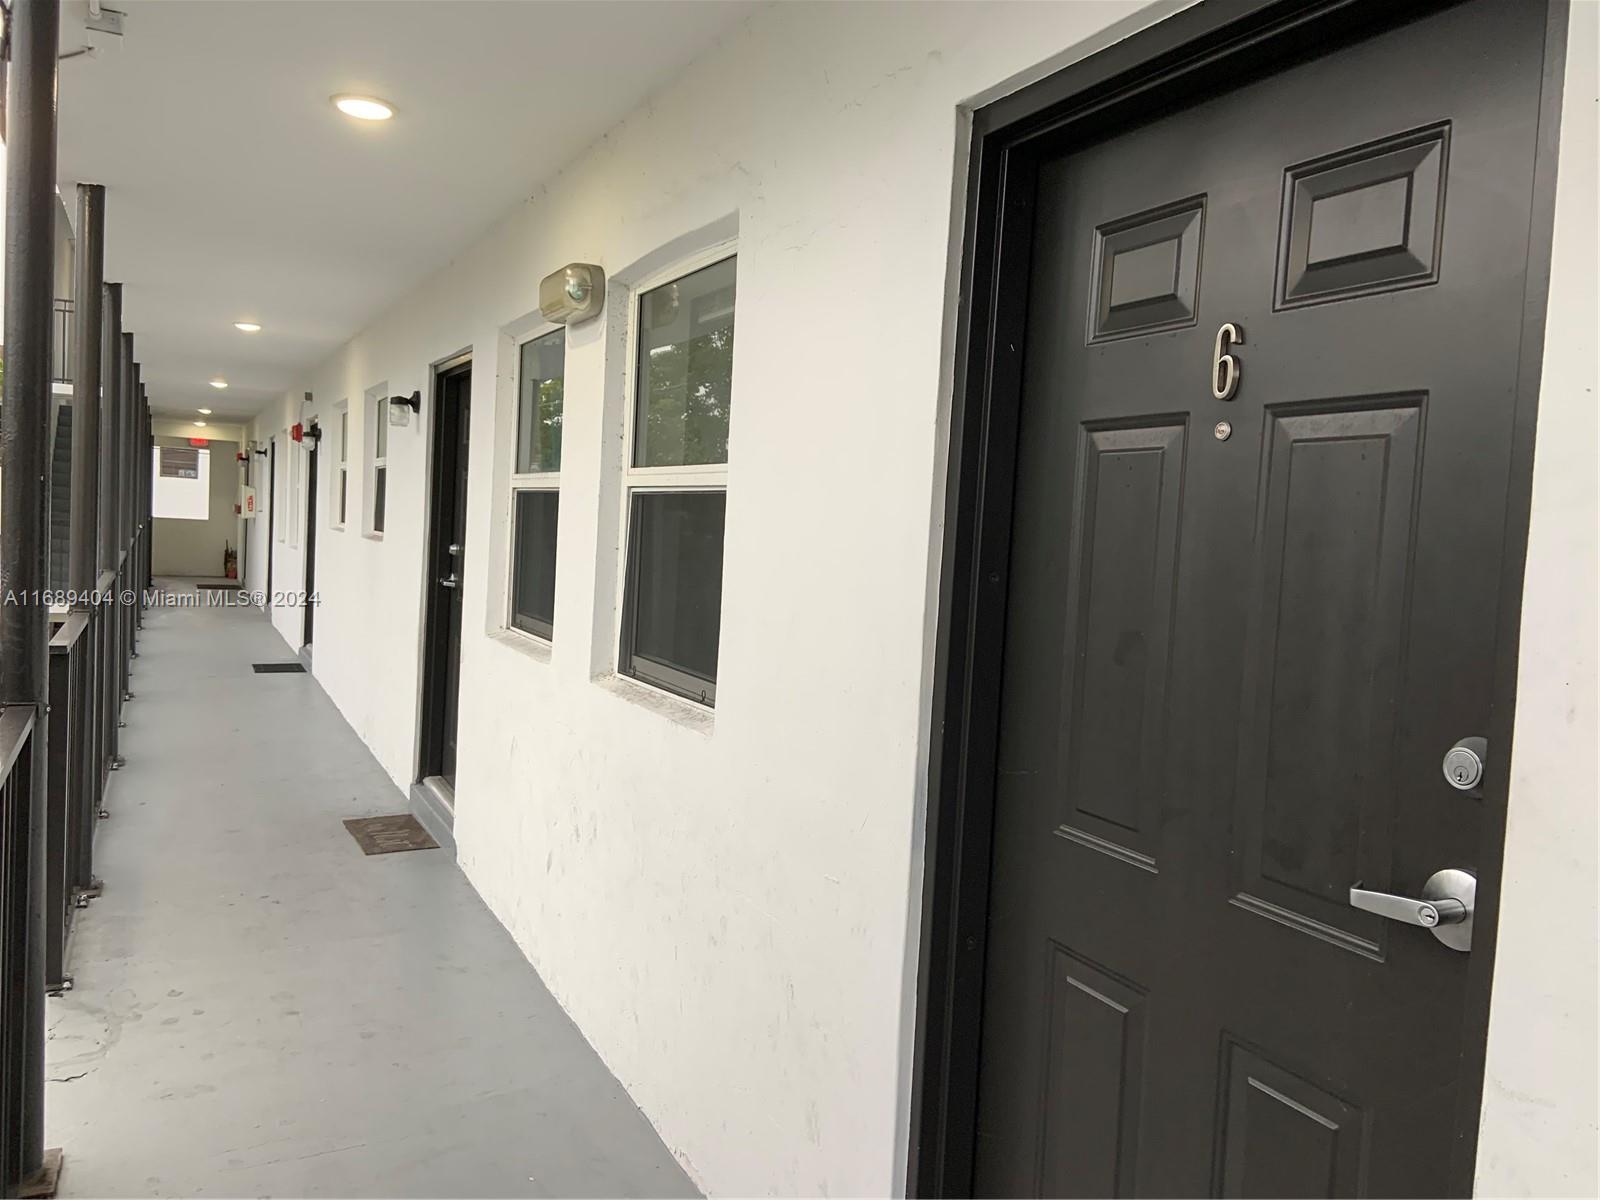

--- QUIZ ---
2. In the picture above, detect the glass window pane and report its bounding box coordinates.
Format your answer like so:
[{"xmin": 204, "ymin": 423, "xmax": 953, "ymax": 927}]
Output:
[
  {"xmin": 516, "ymin": 331, "xmax": 565, "ymax": 474},
  {"xmin": 510, "ymin": 490, "xmax": 559, "ymax": 639},
  {"xmin": 373, "ymin": 465, "xmax": 386, "ymax": 533},
  {"xmin": 375, "ymin": 399, "xmax": 388, "ymax": 459},
  {"xmin": 623, "ymin": 490, "xmax": 726, "ymax": 703},
  {"xmin": 634, "ymin": 257, "xmax": 736, "ymax": 468},
  {"xmin": 339, "ymin": 410, "xmax": 348, "ymax": 464},
  {"xmin": 338, "ymin": 469, "xmax": 347, "ymax": 524}
]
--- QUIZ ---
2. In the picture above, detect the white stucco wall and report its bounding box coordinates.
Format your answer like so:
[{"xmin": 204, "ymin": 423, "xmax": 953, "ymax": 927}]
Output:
[
  {"xmin": 241, "ymin": 2, "xmax": 1599, "ymax": 1196},
  {"xmin": 243, "ymin": 4, "xmax": 1191, "ymax": 1192},
  {"xmin": 1475, "ymin": 4, "xmax": 1600, "ymax": 1196}
]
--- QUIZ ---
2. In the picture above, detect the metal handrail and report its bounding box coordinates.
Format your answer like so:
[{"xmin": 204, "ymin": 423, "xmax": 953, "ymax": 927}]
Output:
[
  {"xmin": 0, "ymin": 705, "xmax": 35, "ymax": 782},
  {"xmin": 49, "ymin": 612, "xmax": 88, "ymax": 651}
]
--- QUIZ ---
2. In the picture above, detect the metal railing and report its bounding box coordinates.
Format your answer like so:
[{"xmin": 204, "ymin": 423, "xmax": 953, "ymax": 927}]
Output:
[
  {"xmin": 0, "ymin": 707, "xmax": 40, "ymax": 1192},
  {"xmin": 51, "ymin": 298, "xmax": 73, "ymax": 385},
  {"xmin": 2, "ymin": 10, "xmax": 155, "ymax": 1182}
]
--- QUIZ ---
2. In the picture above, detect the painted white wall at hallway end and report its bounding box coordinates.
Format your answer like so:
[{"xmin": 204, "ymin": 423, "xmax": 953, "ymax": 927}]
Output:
[
  {"xmin": 241, "ymin": 1, "xmax": 1597, "ymax": 1195},
  {"xmin": 1476, "ymin": 3, "xmax": 1599, "ymax": 1195},
  {"xmin": 245, "ymin": 3, "xmax": 1192, "ymax": 1192}
]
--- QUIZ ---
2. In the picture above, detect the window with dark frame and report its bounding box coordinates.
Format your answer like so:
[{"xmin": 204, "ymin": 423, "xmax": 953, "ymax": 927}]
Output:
[
  {"xmin": 369, "ymin": 390, "xmax": 388, "ymax": 535},
  {"xmin": 336, "ymin": 406, "xmax": 349, "ymax": 528},
  {"xmin": 620, "ymin": 254, "xmax": 735, "ymax": 706},
  {"xmin": 509, "ymin": 329, "xmax": 564, "ymax": 640}
]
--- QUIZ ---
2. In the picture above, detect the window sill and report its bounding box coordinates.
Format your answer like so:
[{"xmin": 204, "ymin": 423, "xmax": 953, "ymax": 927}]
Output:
[
  {"xmin": 594, "ymin": 672, "xmax": 714, "ymax": 736},
  {"xmin": 362, "ymin": 530, "xmax": 384, "ymax": 542},
  {"xmin": 489, "ymin": 626, "xmax": 552, "ymax": 665}
]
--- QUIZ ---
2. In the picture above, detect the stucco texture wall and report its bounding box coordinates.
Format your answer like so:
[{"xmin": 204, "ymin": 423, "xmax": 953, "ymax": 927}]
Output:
[
  {"xmin": 1475, "ymin": 3, "xmax": 1600, "ymax": 1195},
  {"xmin": 245, "ymin": 4, "xmax": 1190, "ymax": 1193}
]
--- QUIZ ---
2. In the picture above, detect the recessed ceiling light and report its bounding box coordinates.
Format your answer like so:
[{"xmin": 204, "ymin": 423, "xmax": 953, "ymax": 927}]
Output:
[
  {"xmin": 194, "ymin": 420, "xmax": 207, "ymax": 428},
  {"xmin": 198, "ymin": 408, "xmax": 213, "ymax": 415},
  {"xmin": 233, "ymin": 321, "xmax": 262, "ymax": 333},
  {"xmin": 209, "ymin": 378, "xmax": 228, "ymax": 389},
  {"xmin": 332, "ymin": 94, "xmax": 395, "ymax": 122}
]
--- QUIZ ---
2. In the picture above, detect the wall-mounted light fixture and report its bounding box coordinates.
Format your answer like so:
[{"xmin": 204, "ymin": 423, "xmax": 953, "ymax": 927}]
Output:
[
  {"xmin": 539, "ymin": 262, "xmax": 605, "ymax": 325},
  {"xmin": 388, "ymin": 390, "xmax": 421, "ymax": 429}
]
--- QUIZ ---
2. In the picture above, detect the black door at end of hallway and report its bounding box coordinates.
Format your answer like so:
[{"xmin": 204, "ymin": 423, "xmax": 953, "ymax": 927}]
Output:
[
  {"xmin": 302, "ymin": 423, "xmax": 319, "ymax": 649},
  {"xmin": 971, "ymin": 0, "xmax": 1549, "ymax": 1196},
  {"xmin": 421, "ymin": 361, "xmax": 470, "ymax": 789},
  {"xmin": 266, "ymin": 438, "xmax": 276, "ymax": 603}
]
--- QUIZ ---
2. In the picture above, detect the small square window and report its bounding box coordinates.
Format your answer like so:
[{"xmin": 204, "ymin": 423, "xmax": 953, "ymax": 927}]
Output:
[
  {"xmin": 621, "ymin": 490, "xmax": 726, "ymax": 704},
  {"xmin": 335, "ymin": 407, "xmax": 349, "ymax": 528},
  {"xmin": 365, "ymin": 387, "xmax": 389, "ymax": 537},
  {"xmin": 510, "ymin": 490, "xmax": 559, "ymax": 640},
  {"xmin": 516, "ymin": 331, "xmax": 565, "ymax": 474},
  {"xmin": 634, "ymin": 256, "xmax": 736, "ymax": 468},
  {"xmin": 373, "ymin": 466, "xmax": 387, "ymax": 534}
]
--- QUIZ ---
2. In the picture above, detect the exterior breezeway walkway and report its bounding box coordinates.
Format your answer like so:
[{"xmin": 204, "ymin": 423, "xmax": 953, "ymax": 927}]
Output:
[{"xmin": 43, "ymin": 580, "xmax": 698, "ymax": 1199}]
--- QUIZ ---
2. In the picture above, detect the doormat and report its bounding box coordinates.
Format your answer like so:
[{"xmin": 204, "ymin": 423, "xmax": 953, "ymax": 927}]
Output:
[
  {"xmin": 343, "ymin": 814, "xmax": 439, "ymax": 855},
  {"xmin": 197, "ymin": 582, "xmax": 241, "ymax": 591},
  {"xmin": 251, "ymin": 662, "xmax": 306, "ymax": 674}
]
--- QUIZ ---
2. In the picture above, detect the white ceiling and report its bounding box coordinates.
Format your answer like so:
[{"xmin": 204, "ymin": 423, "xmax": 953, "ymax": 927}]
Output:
[{"xmin": 55, "ymin": 0, "xmax": 753, "ymax": 420}]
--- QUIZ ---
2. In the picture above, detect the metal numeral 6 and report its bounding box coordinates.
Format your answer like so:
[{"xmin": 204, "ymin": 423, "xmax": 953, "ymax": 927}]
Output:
[{"xmin": 1212, "ymin": 322, "xmax": 1244, "ymax": 401}]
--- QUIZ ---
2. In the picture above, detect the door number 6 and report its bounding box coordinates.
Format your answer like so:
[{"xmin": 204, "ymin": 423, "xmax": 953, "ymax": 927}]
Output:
[{"xmin": 1212, "ymin": 322, "xmax": 1244, "ymax": 401}]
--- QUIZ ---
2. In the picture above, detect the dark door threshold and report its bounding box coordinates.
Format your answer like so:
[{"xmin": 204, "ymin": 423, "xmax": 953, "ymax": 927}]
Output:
[{"xmin": 410, "ymin": 776, "xmax": 456, "ymax": 852}]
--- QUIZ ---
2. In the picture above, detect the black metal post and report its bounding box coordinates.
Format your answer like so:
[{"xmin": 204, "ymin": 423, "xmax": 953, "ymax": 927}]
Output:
[
  {"xmin": 140, "ymin": 386, "xmax": 150, "ymax": 599},
  {"xmin": 0, "ymin": 0, "xmax": 62, "ymax": 1190},
  {"xmin": 70, "ymin": 185, "xmax": 105, "ymax": 607},
  {"xmin": 143, "ymin": 394, "xmax": 151, "ymax": 589},
  {"xmin": 99, "ymin": 283, "xmax": 121, "ymax": 583},
  {"xmin": 119, "ymin": 336, "xmax": 134, "ymax": 711},
  {"xmin": 119, "ymin": 342, "xmax": 132, "ymax": 565},
  {"xmin": 60, "ymin": 187, "xmax": 107, "ymax": 944},
  {"xmin": 100, "ymin": 284, "xmax": 121, "ymax": 778},
  {"xmin": 125, "ymin": 360, "xmax": 137, "ymax": 561},
  {"xmin": 131, "ymin": 379, "xmax": 144, "ymax": 640}
]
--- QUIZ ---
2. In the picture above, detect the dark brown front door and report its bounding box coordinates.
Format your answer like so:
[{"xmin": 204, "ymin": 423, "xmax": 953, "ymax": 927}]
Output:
[
  {"xmin": 974, "ymin": 2, "xmax": 1549, "ymax": 1195},
  {"xmin": 422, "ymin": 362, "xmax": 471, "ymax": 788},
  {"xmin": 302, "ymin": 425, "xmax": 318, "ymax": 648}
]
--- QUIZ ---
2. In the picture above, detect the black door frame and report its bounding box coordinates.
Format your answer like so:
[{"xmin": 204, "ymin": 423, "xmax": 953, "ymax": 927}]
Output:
[
  {"xmin": 265, "ymin": 438, "xmax": 276, "ymax": 605},
  {"xmin": 417, "ymin": 351, "xmax": 472, "ymax": 785},
  {"xmin": 906, "ymin": 1, "xmax": 1570, "ymax": 1195},
  {"xmin": 302, "ymin": 422, "xmax": 320, "ymax": 648}
]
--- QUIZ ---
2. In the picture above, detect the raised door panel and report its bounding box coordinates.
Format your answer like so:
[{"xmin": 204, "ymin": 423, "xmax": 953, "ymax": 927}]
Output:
[
  {"xmin": 1056, "ymin": 420, "xmax": 1187, "ymax": 871},
  {"xmin": 1231, "ymin": 399, "xmax": 1423, "ymax": 955},
  {"xmin": 1216, "ymin": 1041, "xmax": 1366, "ymax": 1198},
  {"xmin": 1276, "ymin": 125, "xmax": 1448, "ymax": 309},
  {"xmin": 1037, "ymin": 947, "xmax": 1149, "ymax": 1198}
]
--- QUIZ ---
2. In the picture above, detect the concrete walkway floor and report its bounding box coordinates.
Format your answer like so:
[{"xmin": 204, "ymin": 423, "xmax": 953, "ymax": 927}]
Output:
[{"xmin": 45, "ymin": 580, "xmax": 698, "ymax": 1199}]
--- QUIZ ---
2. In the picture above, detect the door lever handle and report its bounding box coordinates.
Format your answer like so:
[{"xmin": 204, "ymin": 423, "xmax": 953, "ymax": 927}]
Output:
[
  {"xmin": 1349, "ymin": 868, "xmax": 1476, "ymax": 951},
  {"xmin": 1349, "ymin": 886, "xmax": 1465, "ymax": 928}
]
